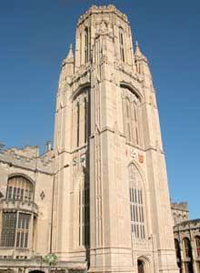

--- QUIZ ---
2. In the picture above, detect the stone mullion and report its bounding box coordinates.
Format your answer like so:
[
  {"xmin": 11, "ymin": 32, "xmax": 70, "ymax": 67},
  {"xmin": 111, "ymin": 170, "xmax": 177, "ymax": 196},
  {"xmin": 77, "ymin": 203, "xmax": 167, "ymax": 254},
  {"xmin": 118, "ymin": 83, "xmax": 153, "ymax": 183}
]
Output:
[
  {"xmin": 29, "ymin": 214, "xmax": 33, "ymax": 252},
  {"xmin": 14, "ymin": 211, "xmax": 19, "ymax": 249}
]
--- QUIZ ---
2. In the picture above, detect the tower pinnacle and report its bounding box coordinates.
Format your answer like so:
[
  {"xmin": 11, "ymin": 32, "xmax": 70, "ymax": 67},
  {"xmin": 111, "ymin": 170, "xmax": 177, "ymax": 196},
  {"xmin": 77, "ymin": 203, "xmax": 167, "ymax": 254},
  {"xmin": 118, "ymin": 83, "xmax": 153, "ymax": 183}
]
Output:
[{"xmin": 66, "ymin": 44, "xmax": 74, "ymax": 61}]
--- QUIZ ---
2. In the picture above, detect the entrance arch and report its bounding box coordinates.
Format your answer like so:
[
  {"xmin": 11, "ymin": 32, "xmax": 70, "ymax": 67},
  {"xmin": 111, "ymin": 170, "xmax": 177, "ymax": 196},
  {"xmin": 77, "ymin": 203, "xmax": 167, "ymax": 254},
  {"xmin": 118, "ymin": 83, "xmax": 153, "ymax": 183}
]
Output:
[
  {"xmin": 137, "ymin": 257, "xmax": 150, "ymax": 273},
  {"xmin": 138, "ymin": 259, "xmax": 145, "ymax": 273}
]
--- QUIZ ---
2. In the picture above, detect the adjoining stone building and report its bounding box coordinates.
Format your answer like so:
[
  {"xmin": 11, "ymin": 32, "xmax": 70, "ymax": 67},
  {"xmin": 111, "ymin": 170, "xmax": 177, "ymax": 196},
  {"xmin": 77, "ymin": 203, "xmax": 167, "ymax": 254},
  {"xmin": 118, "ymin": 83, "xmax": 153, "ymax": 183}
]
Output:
[
  {"xmin": 171, "ymin": 202, "xmax": 200, "ymax": 273},
  {"xmin": 0, "ymin": 5, "xmax": 179, "ymax": 273}
]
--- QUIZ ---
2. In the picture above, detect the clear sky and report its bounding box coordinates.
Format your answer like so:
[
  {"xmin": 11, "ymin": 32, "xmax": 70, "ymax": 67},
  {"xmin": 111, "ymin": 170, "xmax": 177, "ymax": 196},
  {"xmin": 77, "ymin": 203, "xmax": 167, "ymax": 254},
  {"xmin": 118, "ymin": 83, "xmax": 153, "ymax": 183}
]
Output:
[{"xmin": 0, "ymin": 0, "xmax": 199, "ymax": 219}]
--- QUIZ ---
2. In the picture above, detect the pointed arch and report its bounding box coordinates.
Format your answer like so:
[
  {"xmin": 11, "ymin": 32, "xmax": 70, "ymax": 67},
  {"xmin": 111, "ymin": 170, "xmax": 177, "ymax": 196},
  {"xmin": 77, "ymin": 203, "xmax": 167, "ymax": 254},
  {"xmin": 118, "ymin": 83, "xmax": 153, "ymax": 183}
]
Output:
[
  {"xmin": 137, "ymin": 256, "xmax": 151, "ymax": 273},
  {"xmin": 121, "ymin": 84, "xmax": 143, "ymax": 146}
]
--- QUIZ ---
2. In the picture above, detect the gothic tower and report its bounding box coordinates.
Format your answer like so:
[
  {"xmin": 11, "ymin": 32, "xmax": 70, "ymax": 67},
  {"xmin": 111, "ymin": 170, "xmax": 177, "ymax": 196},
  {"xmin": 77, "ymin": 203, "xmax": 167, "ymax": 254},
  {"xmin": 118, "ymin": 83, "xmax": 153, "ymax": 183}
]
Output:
[{"xmin": 53, "ymin": 5, "xmax": 178, "ymax": 273}]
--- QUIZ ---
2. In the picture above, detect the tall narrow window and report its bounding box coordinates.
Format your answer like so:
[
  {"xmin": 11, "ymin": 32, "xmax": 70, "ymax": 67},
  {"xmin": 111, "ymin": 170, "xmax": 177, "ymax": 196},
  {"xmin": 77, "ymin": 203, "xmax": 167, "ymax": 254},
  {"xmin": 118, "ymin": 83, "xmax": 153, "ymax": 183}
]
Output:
[
  {"xmin": 122, "ymin": 87, "xmax": 140, "ymax": 146},
  {"xmin": 133, "ymin": 102, "xmax": 139, "ymax": 145},
  {"xmin": 73, "ymin": 89, "xmax": 89, "ymax": 148},
  {"xmin": 119, "ymin": 27, "xmax": 125, "ymax": 62},
  {"xmin": 129, "ymin": 164, "xmax": 145, "ymax": 239},
  {"xmin": 78, "ymin": 176, "xmax": 90, "ymax": 247},
  {"xmin": 84, "ymin": 97, "xmax": 88, "ymax": 143},
  {"xmin": 77, "ymin": 101, "xmax": 80, "ymax": 147},
  {"xmin": 16, "ymin": 213, "xmax": 30, "ymax": 248},
  {"xmin": 80, "ymin": 32, "xmax": 82, "ymax": 65},
  {"xmin": 183, "ymin": 238, "xmax": 193, "ymax": 273},
  {"xmin": 174, "ymin": 239, "xmax": 181, "ymax": 269},
  {"xmin": 124, "ymin": 98, "xmax": 132, "ymax": 142},
  {"xmin": 84, "ymin": 27, "xmax": 90, "ymax": 63},
  {"xmin": 84, "ymin": 182, "xmax": 90, "ymax": 247},
  {"xmin": 183, "ymin": 238, "xmax": 192, "ymax": 258}
]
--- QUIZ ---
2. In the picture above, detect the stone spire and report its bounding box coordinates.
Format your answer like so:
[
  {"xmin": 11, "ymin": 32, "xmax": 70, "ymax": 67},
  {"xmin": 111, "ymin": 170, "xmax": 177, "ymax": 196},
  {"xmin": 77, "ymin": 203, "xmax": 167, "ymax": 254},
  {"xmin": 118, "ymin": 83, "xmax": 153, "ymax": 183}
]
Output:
[
  {"xmin": 135, "ymin": 41, "xmax": 152, "ymax": 85},
  {"xmin": 58, "ymin": 44, "xmax": 75, "ymax": 90},
  {"xmin": 66, "ymin": 44, "xmax": 74, "ymax": 62}
]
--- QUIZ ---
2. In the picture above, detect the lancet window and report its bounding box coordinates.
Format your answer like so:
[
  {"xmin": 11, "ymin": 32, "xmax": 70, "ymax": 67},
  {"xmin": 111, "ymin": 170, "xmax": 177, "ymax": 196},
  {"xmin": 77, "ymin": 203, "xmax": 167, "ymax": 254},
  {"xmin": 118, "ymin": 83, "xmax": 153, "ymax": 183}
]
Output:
[
  {"xmin": 78, "ymin": 175, "xmax": 90, "ymax": 247},
  {"xmin": 183, "ymin": 238, "xmax": 192, "ymax": 258},
  {"xmin": 119, "ymin": 27, "xmax": 125, "ymax": 62},
  {"xmin": 122, "ymin": 87, "xmax": 140, "ymax": 145},
  {"xmin": 174, "ymin": 239, "xmax": 182, "ymax": 269},
  {"xmin": 129, "ymin": 164, "xmax": 145, "ymax": 239},
  {"xmin": 183, "ymin": 238, "xmax": 193, "ymax": 273},
  {"xmin": 84, "ymin": 27, "xmax": 91, "ymax": 63},
  {"xmin": 73, "ymin": 89, "xmax": 89, "ymax": 149}
]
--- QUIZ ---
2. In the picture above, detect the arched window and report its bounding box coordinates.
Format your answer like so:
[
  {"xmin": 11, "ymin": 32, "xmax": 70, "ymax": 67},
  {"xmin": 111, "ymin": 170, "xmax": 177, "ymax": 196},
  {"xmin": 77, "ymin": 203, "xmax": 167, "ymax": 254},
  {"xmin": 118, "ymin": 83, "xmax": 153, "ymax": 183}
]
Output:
[
  {"xmin": 6, "ymin": 175, "xmax": 34, "ymax": 202},
  {"xmin": 129, "ymin": 164, "xmax": 145, "ymax": 239},
  {"xmin": 1, "ymin": 176, "xmax": 33, "ymax": 248},
  {"xmin": 183, "ymin": 238, "xmax": 192, "ymax": 258},
  {"xmin": 195, "ymin": 236, "xmax": 200, "ymax": 257},
  {"xmin": 122, "ymin": 87, "xmax": 141, "ymax": 146},
  {"xmin": 73, "ymin": 89, "xmax": 89, "ymax": 149},
  {"xmin": 119, "ymin": 27, "xmax": 125, "ymax": 62},
  {"xmin": 183, "ymin": 237, "xmax": 193, "ymax": 273}
]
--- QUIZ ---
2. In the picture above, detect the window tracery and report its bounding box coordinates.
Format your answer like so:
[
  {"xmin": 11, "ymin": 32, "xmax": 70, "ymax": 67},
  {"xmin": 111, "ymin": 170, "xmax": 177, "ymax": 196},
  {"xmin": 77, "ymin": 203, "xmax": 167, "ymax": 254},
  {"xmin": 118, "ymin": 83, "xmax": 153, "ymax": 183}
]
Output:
[
  {"xmin": 1, "ymin": 212, "xmax": 30, "ymax": 248},
  {"xmin": 128, "ymin": 164, "xmax": 145, "ymax": 239},
  {"xmin": 78, "ymin": 173, "xmax": 90, "ymax": 247},
  {"xmin": 0, "ymin": 176, "xmax": 34, "ymax": 249},
  {"xmin": 6, "ymin": 176, "xmax": 34, "ymax": 202},
  {"xmin": 73, "ymin": 89, "xmax": 89, "ymax": 149},
  {"xmin": 122, "ymin": 87, "xmax": 141, "ymax": 145}
]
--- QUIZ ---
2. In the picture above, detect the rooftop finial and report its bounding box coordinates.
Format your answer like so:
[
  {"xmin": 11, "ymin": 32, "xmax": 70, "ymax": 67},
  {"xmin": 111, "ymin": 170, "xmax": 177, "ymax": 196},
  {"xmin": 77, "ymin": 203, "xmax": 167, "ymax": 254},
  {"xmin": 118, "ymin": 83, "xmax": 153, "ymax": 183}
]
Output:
[
  {"xmin": 66, "ymin": 44, "xmax": 74, "ymax": 60},
  {"xmin": 135, "ymin": 40, "xmax": 145, "ymax": 59}
]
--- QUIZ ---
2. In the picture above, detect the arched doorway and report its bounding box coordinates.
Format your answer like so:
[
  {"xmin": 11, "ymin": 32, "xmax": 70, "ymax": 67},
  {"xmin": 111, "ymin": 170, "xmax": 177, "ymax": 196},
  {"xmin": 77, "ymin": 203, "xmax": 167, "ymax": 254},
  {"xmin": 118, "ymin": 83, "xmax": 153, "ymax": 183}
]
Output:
[{"xmin": 138, "ymin": 259, "xmax": 145, "ymax": 273}]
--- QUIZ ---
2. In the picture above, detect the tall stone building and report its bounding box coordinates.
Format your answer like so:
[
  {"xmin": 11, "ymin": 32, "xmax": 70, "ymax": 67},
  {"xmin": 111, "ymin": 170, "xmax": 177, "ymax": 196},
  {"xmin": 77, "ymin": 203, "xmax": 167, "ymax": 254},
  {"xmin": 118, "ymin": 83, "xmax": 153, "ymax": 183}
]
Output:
[{"xmin": 0, "ymin": 5, "xmax": 178, "ymax": 273}]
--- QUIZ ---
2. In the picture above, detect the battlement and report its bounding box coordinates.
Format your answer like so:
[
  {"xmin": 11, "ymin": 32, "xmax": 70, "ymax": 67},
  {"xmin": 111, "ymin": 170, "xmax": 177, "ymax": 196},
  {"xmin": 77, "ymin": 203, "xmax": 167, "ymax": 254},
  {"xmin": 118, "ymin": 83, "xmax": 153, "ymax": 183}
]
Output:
[
  {"xmin": 171, "ymin": 202, "xmax": 189, "ymax": 212},
  {"xmin": 78, "ymin": 5, "xmax": 128, "ymax": 25},
  {"xmin": 0, "ymin": 145, "xmax": 54, "ymax": 175}
]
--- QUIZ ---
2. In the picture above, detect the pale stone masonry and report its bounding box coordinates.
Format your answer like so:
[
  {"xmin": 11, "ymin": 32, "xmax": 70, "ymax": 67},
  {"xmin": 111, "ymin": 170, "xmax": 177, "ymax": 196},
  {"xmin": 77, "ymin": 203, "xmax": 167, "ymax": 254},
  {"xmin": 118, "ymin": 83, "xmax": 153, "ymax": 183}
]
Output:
[
  {"xmin": 0, "ymin": 5, "xmax": 179, "ymax": 273},
  {"xmin": 172, "ymin": 202, "xmax": 200, "ymax": 273}
]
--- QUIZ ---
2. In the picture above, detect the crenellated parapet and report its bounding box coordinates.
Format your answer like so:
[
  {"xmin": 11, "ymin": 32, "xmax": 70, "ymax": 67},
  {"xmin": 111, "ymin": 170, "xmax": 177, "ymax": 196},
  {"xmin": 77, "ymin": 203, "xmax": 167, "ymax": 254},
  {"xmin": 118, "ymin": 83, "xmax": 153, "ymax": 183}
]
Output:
[
  {"xmin": 77, "ymin": 5, "xmax": 129, "ymax": 26},
  {"xmin": 0, "ymin": 146, "xmax": 54, "ymax": 175}
]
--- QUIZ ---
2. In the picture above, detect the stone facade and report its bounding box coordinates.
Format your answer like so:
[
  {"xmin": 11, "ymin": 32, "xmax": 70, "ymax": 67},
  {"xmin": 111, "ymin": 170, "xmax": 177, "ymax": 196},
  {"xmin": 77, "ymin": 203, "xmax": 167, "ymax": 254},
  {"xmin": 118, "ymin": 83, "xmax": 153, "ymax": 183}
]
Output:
[
  {"xmin": 172, "ymin": 202, "xmax": 200, "ymax": 273},
  {"xmin": 171, "ymin": 202, "xmax": 189, "ymax": 226},
  {"xmin": 0, "ymin": 5, "xmax": 179, "ymax": 273}
]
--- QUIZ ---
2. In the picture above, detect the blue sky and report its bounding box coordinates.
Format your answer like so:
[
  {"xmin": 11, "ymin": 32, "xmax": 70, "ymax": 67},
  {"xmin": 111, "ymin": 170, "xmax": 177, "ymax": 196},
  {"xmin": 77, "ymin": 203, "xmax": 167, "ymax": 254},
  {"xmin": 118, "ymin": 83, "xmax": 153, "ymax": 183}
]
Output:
[{"xmin": 0, "ymin": 0, "xmax": 199, "ymax": 219}]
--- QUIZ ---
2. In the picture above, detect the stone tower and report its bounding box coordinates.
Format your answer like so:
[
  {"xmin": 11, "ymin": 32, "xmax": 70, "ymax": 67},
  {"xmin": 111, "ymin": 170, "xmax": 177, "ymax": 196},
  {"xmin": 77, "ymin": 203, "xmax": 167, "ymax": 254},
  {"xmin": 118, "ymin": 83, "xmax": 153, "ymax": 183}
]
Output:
[{"xmin": 53, "ymin": 5, "xmax": 178, "ymax": 273}]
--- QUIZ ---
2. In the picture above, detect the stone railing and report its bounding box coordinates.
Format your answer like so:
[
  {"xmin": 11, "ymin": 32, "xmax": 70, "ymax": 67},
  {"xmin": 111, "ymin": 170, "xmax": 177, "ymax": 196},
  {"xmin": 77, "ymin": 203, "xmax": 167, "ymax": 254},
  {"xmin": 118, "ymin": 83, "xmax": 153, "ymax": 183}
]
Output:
[{"xmin": 0, "ymin": 199, "xmax": 39, "ymax": 215}]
